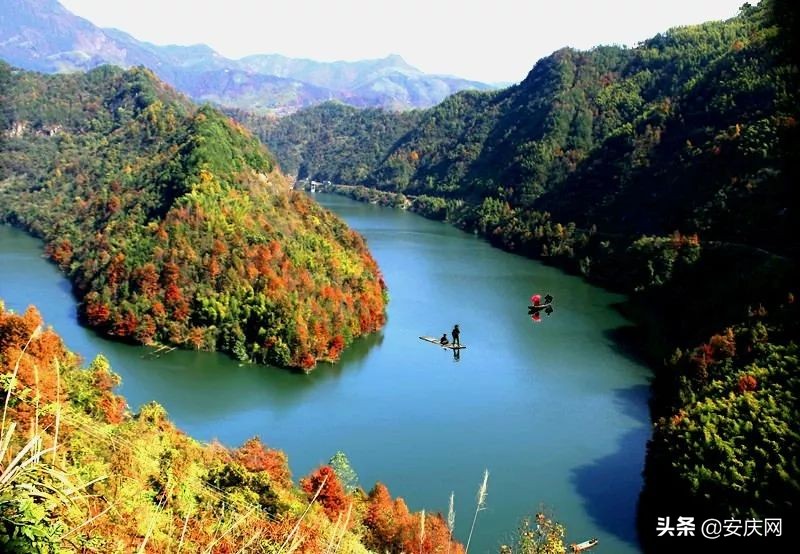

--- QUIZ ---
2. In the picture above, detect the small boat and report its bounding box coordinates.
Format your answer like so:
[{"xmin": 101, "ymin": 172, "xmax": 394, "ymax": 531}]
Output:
[
  {"xmin": 528, "ymin": 293, "xmax": 554, "ymax": 314},
  {"xmin": 419, "ymin": 336, "xmax": 467, "ymax": 350},
  {"xmin": 141, "ymin": 344, "xmax": 176, "ymax": 358},
  {"xmin": 570, "ymin": 538, "xmax": 598, "ymax": 552}
]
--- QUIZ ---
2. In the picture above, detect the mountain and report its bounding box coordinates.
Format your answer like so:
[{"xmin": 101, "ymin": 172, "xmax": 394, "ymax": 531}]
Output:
[
  {"xmin": 256, "ymin": 1, "xmax": 800, "ymax": 544},
  {"xmin": 238, "ymin": 52, "xmax": 494, "ymax": 110},
  {"xmin": 0, "ymin": 0, "xmax": 161, "ymax": 71},
  {"xmin": 240, "ymin": 53, "xmax": 416, "ymax": 88},
  {"xmin": 0, "ymin": 62, "xmax": 387, "ymax": 370},
  {"xmin": 0, "ymin": 0, "xmax": 496, "ymax": 113}
]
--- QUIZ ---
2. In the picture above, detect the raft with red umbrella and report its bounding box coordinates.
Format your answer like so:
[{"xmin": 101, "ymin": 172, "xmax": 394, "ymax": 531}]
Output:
[{"xmin": 528, "ymin": 294, "xmax": 554, "ymax": 319}]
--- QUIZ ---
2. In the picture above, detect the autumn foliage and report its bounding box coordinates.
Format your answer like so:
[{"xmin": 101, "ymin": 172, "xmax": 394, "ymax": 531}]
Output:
[
  {"xmin": 364, "ymin": 482, "xmax": 412, "ymax": 551},
  {"xmin": 0, "ymin": 304, "xmax": 65, "ymax": 429},
  {"xmin": 234, "ymin": 436, "xmax": 292, "ymax": 487},
  {"xmin": 301, "ymin": 465, "xmax": 349, "ymax": 519},
  {"xmin": 363, "ymin": 483, "xmax": 464, "ymax": 554}
]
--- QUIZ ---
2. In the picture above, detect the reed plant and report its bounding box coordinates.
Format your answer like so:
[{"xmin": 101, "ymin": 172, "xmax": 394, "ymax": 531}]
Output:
[
  {"xmin": 446, "ymin": 491, "xmax": 455, "ymax": 554},
  {"xmin": 465, "ymin": 469, "xmax": 489, "ymax": 554}
]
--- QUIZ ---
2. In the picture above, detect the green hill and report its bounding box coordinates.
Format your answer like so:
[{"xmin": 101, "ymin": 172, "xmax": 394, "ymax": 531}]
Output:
[
  {"xmin": 231, "ymin": 101, "xmax": 423, "ymax": 182},
  {"xmin": 0, "ymin": 63, "xmax": 387, "ymax": 370}
]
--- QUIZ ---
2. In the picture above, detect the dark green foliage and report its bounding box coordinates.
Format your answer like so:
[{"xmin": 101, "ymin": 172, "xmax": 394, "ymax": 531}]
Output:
[
  {"xmin": 207, "ymin": 462, "xmax": 283, "ymax": 515},
  {"xmin": 230, "ymin": 102, "xmax": 422, "ymax": 181},
  {"xmin": 639, "ymin": 306, "xmax": 800, "ymax": 548},
  {"xmin": 0, "ymin": 492, "xmax": 65, "ymax": 554}
]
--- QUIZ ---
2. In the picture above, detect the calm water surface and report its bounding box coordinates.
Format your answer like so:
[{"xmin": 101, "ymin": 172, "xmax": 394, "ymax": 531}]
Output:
[{"xmin": 0, "ymin": 194, "xmax": 651, "ymax": 553}]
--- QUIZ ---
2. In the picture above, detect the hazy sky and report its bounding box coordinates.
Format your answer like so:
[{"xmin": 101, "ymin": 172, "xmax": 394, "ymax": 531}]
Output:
[{"xmin": 60, "ymin": 0, "xmax": 750, "ymax": 83}]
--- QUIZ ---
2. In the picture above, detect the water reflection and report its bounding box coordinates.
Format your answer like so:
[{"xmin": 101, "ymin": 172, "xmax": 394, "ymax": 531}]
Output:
[
  {"xmin": 123, "ymin": 328, "xmax": 387, "ymax": 421},
  {"xmin": 571, "ymin": 385, "xmax": 650, "ymax": 550}
]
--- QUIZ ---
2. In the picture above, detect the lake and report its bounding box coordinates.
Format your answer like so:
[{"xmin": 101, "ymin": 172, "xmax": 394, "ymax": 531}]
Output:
[{"xmin": 0, "ymin": 193, "xmax": 651, "ymax": 553}]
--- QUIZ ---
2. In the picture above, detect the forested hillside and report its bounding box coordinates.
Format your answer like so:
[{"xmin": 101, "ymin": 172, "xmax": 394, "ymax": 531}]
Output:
[
  {"xmin": 256, "ymin": 1, "xmax": 800, "ymax": 547},
  {"xmin": 0, "ymin": 63, "xmax": 386, "ymax": 370},
  {"xmin": 231, "ymin": 102, "xmax": 423, "ymax": 182},
  {"xmin": 263, "ymin": 2, "xmax": 797, "ymax": 249},
  {"xmin": 0, "ymin": 301, "xmax": 473, "ymax": 552}
]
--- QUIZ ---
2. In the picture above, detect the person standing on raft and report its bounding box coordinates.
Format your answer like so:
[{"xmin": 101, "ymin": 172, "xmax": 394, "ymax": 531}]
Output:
[{"xmin": 451, "ymin": 324, "xmax": 461, "ymax": 347}]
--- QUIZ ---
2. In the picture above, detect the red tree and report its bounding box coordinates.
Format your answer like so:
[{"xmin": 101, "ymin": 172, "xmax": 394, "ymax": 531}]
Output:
[
  {"xmin": 300, "ymin": 465, "xmax": 348, "ymax": 519},
  {"xmin": 364, "ymin": 483, "xmax": 412, "ymax": 551},
  {"xmin": 134, "ymin": 263, "xmax": 160, "ymax": 297},
  {"xmin": 234, "ymin": 437, "xmax": 292, "ymax": 487},
  {"xmin": 84, "ymin": 296, "xmax": 111, "ymax": 326}
]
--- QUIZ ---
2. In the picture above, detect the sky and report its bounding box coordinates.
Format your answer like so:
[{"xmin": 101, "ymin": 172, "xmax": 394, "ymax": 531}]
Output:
[{"xmin": 59, "ymin": 0, "xmax": 752, "ymax": 84}]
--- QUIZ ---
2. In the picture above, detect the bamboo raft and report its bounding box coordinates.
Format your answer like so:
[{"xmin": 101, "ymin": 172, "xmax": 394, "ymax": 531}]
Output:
[
  {"xmin": 570, "ymin": 538, "xmax": 599, "ymax": 552},
  {"xmin": 141, "ymin": 345, "xmax": 177, "ymax": 359}
]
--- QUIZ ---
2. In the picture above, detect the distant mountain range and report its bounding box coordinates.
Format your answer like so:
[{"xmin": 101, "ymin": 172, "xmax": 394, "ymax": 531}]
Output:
[{"xmin": 0, "ymin": 0, "xmax": 497, "ymax": 114}]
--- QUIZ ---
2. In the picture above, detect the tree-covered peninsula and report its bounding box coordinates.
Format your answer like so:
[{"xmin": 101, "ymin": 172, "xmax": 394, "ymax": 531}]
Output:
[
  {"xmin": 0, "ymin": 63, "xmax": 386, "ymax": 370},
  {"xmin": 254, "ymin": 0, "xmax": 800, "ymax": 547}
]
